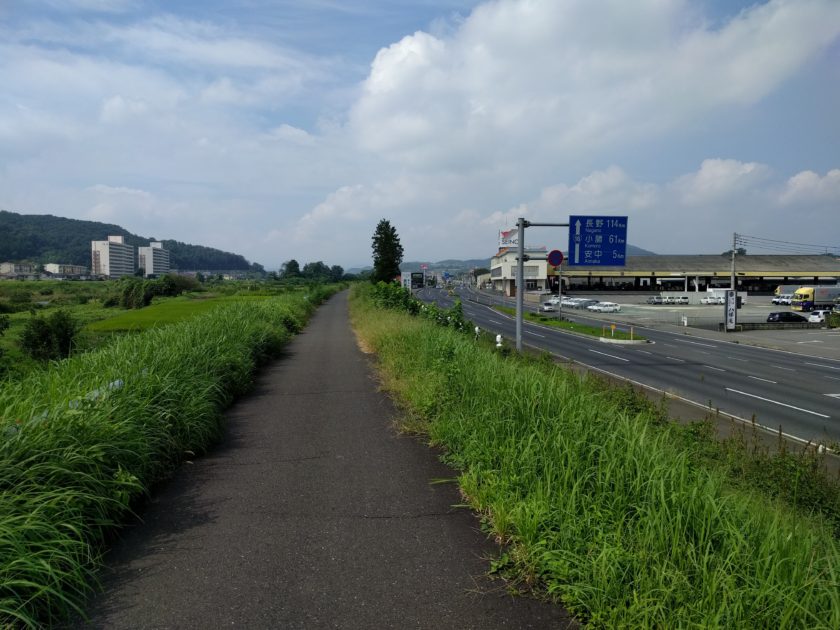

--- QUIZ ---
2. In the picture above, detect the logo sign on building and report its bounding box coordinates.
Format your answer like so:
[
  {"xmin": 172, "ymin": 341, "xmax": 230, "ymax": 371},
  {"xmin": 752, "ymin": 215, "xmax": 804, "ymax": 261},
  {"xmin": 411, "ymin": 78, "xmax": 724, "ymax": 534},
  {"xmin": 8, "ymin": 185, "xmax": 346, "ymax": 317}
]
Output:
[
  {"xmin": 725, "ymin": 290, "xmax": 737, "ymax": 331},
  {"xmin": 410, "ymin": 272, "xmax": 425, "ymax": 289},
  {"xmin": 568, "ymin": 216, "xmax": 628, "ymax": 267},
  {"xmin": 499, "ymin": 227, "xmax": 519, "ymax": 248}
]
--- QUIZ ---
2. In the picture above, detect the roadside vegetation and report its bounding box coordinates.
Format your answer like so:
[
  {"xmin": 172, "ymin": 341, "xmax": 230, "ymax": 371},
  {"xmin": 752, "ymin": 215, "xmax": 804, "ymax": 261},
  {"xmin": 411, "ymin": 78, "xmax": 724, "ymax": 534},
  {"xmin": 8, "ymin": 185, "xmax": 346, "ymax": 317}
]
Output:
[
  {"xmin": 0, "ymin": 280, "xmax": 340, "ymax": 627},
  {"xmin": 493, "ymin": 305, "xmax": 644, "ymax": 341},
  {"xmin": 352, "ymin": 282, "xmax": 840, "ymax": 628}
]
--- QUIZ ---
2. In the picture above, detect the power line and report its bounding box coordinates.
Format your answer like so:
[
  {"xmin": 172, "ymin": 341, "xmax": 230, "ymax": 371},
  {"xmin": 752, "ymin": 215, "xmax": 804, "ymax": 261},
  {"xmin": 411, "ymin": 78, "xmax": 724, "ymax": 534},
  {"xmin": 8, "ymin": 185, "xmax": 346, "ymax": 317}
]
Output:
[{"xmin": 735, "ymin": 233, "xmax": 840, "ymax": 255}]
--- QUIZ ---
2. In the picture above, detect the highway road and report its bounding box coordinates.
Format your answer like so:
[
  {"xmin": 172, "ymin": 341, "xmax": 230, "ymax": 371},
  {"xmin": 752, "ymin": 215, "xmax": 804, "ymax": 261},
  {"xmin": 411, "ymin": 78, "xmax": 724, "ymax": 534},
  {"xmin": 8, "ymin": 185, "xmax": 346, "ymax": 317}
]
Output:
[{"xmin": 417, "ymin": 286, "xmax": 840, "ymax": 446}]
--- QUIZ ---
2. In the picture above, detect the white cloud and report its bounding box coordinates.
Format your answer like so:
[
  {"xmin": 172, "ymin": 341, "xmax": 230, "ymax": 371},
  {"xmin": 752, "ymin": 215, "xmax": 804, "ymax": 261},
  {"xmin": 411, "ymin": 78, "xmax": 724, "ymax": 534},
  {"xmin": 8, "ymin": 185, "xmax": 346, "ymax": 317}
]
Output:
[
  {"xmin": 350, "ymin": 0, "xmax": 840, "ymax": 171},
  {"xmin": 671, "ymin": 159, "xmax": 771, "ymax": 206},
  {"xmin": 780, "ymin": 169, "xmax": 840, "ymax": 204}
]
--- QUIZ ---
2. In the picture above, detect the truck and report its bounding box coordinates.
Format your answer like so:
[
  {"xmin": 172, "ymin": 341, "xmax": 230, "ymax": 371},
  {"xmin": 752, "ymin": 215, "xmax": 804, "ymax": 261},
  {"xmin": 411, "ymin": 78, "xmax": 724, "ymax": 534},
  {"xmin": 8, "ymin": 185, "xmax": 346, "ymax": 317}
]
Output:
[
  {"xmin": 774, "ymin": 284, "xmax": 803, "ymax": 297},
  {"xmin": 790, "ymin": 286, "xmax": 840, "ymax": 312}
]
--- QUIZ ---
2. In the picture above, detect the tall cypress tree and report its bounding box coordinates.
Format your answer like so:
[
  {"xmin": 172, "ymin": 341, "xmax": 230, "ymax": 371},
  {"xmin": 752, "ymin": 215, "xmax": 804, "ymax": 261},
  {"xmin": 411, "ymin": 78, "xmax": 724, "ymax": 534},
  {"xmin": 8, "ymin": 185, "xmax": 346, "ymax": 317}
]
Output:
[{"xmin": 371, "ymin": 219, "xmax": 404, "ymax": 283}]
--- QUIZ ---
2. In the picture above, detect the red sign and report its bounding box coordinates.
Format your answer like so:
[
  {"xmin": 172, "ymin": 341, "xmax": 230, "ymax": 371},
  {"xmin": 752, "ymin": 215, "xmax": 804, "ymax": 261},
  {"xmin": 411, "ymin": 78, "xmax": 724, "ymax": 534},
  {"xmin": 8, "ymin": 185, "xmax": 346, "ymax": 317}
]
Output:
[{"xmin": 547, "ymin": 249, "xmax": 564, "ymax": 266}]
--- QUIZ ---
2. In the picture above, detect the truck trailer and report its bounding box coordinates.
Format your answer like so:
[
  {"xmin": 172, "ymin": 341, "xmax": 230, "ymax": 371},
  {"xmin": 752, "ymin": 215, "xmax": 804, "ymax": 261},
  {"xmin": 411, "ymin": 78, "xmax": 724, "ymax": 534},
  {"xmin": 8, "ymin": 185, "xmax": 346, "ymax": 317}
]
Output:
[{"xmin": 791, "ymin": 286, "xmax": 840, "ymax": 312}]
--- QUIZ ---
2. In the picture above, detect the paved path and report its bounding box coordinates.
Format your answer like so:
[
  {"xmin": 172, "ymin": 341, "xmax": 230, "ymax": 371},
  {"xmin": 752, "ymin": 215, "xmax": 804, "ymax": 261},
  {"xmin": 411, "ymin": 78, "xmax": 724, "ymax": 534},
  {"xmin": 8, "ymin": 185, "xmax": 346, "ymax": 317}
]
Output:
[{"xmin": 75, "ymin": 293, "xmax": 574, "ymax": 629}]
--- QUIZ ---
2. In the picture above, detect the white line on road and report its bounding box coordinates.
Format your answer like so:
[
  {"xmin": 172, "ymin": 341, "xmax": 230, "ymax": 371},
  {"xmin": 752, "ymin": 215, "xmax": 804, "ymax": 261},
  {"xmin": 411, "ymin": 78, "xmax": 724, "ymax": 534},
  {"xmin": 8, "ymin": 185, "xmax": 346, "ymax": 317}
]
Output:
[
  {"xmin": 676, "ymin": 339, "xmax": 718, "ymax": 348},
  {"xmin": 703, "ymin": 365, "xmax": 726, "ymax": 372},
  {"xmin": 526, "ymin": 331, "xmax": 546, "ymax": 338},
  {"xmin": 725, "ymin": 388, "xmax": 830, "ymax": 418},
  {"xmin": 826, "ymin": 376, "xmax": 840, "ymax": 382},
  {"xmin": 771, "ymin": 365, "xmax": 796, "ymax": 372},
  {"xmin": 489, "ymin": 319, "xmax": 505, "ymax": 325},
  {"xmin": 588, "ymin": 349, "xmax": 630, "ymax": 362},
  {"xmin": 661, "ymin": 343, "xmax": 677, "ymax": 348},
  {"xmin": 748, "ymin": 376, "xmax": 777, "ymax": 384},
  {"xmin": 666, "ymin": 356, "xmax": 685, "ymax": 363},
  {"xmin": 806, "ymin": 362, "xmax": 840, "ymax": 371},
  {"xmin": 728, "ymin": 357, "xmax": 749, "ymax": 362},
  {"xmin": 797, "ymin": 340, "xmax": 824, "ymax": 344},
  {"xmin": 635, "ymin": 350, "xmax": 653, "ymax": 355}
]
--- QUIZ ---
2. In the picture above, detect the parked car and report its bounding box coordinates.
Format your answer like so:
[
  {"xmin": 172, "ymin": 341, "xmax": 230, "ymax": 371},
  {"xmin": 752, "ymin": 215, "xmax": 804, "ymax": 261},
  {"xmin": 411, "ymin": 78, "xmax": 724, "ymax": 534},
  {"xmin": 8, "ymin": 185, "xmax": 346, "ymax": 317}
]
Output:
[
  {"xmin": 561, "ymin": 297, "xmax": 579, "ymax": 307},
  {"xmin": 539, "ymin": 302, "xmax": 557, "ymax": 312},
  {"xmin": 767, "ymin": 312, "xmax": 807, "ymax": 323},
  {"xmin": 677, "ymin": 296, "xmax": 689, "ymax": 304},
  {"xmin": 646, "ymin": 296, "xmax": 663, "ymax": 305},
  {"xmin": 588, "ymin": 302, "xmax": 621, "ymax": 313},
  {"xmin": 808, "ymin": 310, "xmax": 831, "ymax": 323},
  {"xmin": 547, "ymin": 296, "xmax": 561, "ymax": 305},
  {"xmin": 700, "ymin": 296, "xmax": 725, "ymax": 305},
  {"xmin": 573, "ymin": 299, "xmax": 599, "ymax": 309}
]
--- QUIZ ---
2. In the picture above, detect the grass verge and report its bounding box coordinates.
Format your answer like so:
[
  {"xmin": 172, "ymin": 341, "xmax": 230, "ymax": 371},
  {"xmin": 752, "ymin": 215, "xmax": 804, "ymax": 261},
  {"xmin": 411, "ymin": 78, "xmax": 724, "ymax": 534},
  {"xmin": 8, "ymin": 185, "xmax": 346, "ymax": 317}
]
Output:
[
  {"xmin": 0, "ymin": 286, "xmax": 337, "ymax": 627},
  {"xmin": 493, "ymin": 305, "xmax": 644, "ymax": 341},
  {"xmin": 351, "ymin": 284, "xmax": 840, "ymax": 628}
]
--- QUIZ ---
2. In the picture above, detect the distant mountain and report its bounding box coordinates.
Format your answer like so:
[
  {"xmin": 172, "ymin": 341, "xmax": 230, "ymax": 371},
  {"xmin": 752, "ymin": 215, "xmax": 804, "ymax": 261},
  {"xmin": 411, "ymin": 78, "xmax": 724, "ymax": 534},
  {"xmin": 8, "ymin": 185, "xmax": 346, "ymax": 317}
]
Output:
[{"xmin": 0, "ymin": 209, "xmax": 264, "ymax": 272}]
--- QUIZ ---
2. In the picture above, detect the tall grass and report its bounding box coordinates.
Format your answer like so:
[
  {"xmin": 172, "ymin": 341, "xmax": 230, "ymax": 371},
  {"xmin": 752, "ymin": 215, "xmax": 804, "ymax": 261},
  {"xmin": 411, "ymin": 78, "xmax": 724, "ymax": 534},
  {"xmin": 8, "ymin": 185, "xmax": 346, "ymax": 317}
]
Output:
[
  {"xmin": 350, "ymin": 285, "xmax": 840, "ymax": 628},
  {"xmin": 0, "ymin": 288, "xmax": 336, "ymax": 627}
]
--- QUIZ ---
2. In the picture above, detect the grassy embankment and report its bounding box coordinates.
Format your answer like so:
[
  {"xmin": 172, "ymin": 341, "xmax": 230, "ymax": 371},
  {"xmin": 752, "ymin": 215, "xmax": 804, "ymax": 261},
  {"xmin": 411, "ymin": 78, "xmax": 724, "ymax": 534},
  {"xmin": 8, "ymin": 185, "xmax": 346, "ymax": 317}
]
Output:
[
  {"xmin": 493, "ymin": 305, "xmax": 644, "ymax": 341},
  {"xmin": 351, "ymin": 284, "xmax": 840, "ymax": 628},
  {"xmin": 0, "ymin": 286, "xmax": 338, "ymax": 627}
]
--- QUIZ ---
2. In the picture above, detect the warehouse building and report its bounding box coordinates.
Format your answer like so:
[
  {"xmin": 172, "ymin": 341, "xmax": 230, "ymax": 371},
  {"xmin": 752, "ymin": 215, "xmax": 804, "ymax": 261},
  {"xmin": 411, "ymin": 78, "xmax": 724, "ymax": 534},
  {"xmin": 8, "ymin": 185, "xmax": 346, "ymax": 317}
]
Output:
[{"xmin": 488, "ymin": 251, "xmax": 840, "ymax": 296}]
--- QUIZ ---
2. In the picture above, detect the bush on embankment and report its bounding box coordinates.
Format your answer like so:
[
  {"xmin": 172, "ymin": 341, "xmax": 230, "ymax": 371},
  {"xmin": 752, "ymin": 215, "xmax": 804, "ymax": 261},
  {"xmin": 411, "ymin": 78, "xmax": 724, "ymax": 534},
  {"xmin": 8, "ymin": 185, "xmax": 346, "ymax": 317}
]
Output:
[
  {"xmin": 0, "ymin": 287, "xmax": 337, "ymax": 627},
  {"xmin": 350, "ymin": 284, "xmax": 840, "ymax": 628}
]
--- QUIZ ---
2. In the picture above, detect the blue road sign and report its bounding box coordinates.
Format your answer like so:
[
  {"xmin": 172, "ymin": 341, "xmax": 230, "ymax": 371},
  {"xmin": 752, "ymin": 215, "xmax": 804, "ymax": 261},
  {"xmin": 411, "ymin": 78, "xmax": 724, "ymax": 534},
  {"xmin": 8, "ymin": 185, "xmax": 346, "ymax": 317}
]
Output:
[{"xmin": 568, "ymin": 215, "xmax": 628, "ymax": 267}]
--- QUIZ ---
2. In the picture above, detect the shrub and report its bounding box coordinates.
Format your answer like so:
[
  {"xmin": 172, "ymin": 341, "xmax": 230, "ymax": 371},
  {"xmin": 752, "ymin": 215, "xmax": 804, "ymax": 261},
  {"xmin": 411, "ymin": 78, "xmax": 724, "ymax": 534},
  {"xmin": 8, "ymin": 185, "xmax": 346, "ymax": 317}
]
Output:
[{"xmin": 19, "ymin": 310, "xmax": 79, "ymax": 361}]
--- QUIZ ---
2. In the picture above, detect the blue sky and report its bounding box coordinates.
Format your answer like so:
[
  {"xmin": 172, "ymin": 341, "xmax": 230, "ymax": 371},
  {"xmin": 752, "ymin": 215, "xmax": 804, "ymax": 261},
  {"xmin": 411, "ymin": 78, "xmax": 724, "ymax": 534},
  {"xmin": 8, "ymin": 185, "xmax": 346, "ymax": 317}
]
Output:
[{"xmin": 1, "ymin": 0, "xmax": 838, "ymax": 269}]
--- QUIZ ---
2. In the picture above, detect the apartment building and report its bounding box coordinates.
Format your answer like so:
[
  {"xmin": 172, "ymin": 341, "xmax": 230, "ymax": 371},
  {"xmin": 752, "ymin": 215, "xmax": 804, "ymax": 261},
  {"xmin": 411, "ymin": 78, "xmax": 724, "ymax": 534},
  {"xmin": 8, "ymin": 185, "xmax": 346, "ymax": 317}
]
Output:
[
  {"xmin": 137, "ymin": 242, "xmax": 171, "ymax": 277},
  {"xmin": 91, "ymin": 235, "xmax": 135, "ymax": 279}
]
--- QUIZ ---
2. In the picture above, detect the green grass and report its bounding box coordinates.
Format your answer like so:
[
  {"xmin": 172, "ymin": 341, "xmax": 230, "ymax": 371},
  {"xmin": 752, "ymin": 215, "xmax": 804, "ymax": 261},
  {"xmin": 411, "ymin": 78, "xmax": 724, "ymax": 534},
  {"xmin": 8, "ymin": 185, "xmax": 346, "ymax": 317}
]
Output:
[
  {"xmin": 352, "ymin": 285, "xmax": 840, "ymax": 628},
  {"xmin": 0, "ymin": 285, "xmax": 339, "ymax": 627},
  {"xmin": 493, "ymin": 305, "xmax": 645, "ymax": 341},
  {"xmin": 85, "ymin": 295, "xmax": 263, "ymax": 332}
]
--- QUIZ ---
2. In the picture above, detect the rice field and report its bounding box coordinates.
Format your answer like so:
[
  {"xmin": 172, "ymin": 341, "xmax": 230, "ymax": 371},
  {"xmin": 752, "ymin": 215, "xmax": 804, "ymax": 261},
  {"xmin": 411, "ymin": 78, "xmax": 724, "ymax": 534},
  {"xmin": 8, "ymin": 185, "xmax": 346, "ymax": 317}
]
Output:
[
  {"xmin": 350, "ymin": 284, "xmax": 840, "ymax": 628},
  {"xmin": 0, "ymin": 287, "xmax": 336, "ymax": 627}
]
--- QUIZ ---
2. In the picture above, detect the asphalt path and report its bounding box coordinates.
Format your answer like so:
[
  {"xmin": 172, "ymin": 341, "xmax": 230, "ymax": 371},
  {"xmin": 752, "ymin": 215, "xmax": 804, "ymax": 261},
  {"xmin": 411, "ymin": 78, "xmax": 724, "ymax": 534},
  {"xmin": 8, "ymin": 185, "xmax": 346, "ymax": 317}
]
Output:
[
  {"xmin": 419, "ymin": 287, "xmax": 840, "ymax": 445},
  {"xmin": 72, "ymin": 292, "xmax": 574, "ymax": 629}
]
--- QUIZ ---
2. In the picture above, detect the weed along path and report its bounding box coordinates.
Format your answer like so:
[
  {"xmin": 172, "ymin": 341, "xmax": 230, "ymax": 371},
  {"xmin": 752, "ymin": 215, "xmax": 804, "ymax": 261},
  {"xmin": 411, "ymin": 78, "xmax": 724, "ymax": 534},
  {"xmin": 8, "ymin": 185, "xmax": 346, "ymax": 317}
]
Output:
[{"xmin": 75, "ymin": 292, "xmax": 573, "ymax": 629}]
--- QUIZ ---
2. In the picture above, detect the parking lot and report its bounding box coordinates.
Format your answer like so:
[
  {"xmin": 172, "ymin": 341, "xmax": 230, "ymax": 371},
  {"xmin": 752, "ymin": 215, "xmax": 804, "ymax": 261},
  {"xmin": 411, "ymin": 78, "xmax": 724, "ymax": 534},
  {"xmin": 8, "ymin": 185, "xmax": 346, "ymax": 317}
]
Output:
[{"xmin": 556, "ymin": 292, "xmax": 840, "ymax": 360}]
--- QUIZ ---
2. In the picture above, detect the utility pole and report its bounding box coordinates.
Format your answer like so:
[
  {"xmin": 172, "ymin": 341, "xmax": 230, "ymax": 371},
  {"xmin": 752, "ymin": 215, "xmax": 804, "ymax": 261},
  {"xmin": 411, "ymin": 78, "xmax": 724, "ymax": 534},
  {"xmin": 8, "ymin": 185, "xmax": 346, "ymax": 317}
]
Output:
[{"xmin": 730, "ymin": 232, "xmax": 737, "ymax": 291}]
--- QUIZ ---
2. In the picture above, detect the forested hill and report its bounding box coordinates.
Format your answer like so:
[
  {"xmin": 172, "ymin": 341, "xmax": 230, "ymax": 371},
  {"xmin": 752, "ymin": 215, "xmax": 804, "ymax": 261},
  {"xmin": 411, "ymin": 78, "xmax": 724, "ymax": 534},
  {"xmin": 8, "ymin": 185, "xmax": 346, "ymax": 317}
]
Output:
[{"xmin": 0, "ymin": 210, "xmax": 263, "ymax": 271}]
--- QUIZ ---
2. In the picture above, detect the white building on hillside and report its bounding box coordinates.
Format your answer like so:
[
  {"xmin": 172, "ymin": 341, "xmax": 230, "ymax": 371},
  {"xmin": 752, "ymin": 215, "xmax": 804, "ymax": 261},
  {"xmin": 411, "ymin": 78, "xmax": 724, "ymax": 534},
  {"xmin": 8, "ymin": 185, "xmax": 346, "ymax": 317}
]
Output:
[
  {"xmin": 44, "ymin": 263, "xmax": 88, "ymax": 277},
  {"xmin": 91, "ymin": 235, "xmax": 135, "ymax": 279},
  {"xmin": 137, "ymin": 242, "xmax": 170, "ymax": 277}
]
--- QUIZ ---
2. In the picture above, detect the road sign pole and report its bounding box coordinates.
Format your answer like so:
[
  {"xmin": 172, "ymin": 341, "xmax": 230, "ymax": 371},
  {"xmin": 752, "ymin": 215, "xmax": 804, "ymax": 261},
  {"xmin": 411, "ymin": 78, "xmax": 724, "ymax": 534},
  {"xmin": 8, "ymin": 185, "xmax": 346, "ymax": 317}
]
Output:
[{"xmin": 516, "ymin": 217, "xmax": 525, "ymax": 352}]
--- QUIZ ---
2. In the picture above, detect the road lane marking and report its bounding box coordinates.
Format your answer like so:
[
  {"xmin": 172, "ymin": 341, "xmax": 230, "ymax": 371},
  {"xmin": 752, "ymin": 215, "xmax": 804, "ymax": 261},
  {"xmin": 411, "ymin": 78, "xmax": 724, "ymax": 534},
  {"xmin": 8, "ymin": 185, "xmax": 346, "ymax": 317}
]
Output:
[
  {"xmin": 771, "ymin": 365, "xmax": 796, "ymax": 372},
  {"xmin": 806, "ymin": 362, "xmax": 840, "ymax": 371},
  {"xmin": 827, "ymin": 394, "xmax": 840, "ymax": 399},
  {"xmin": 676, "ymin": 339, "xmax": 718, "ymax": 348},
  {"xmin": 797, "ymin": 340, "xmax": 824, "ymax": 344},
  {"xmin": 661, "ymin": 343, "xmax": 677, "ymax": 348},
  {"xmin": 588, "ymin": 349, "xmax": 629, "ymax": 362},
  {"xmin": 725, "ymin": 388, "xmax": 830, "ymax": 418},
  {"xmin": 703, "ymin": 365, "xmax": 726, "ymax": 372},
  {"xmin": 748, "ymin": 376, "xmax": 777, "ymax": 384},
  {"xmin": 826, "ymin": 376, "xmax": 840, "ymax": 382},
  {"xmin": 489, "ymin": 319, "xmax": 505, "ymax": 325},
  {"xmin": 666, "ymin": 356, "xmax": 685, "ymax": 363},
  {"xmin": 635, "ymin": 350, "xmax": 653, "ymax": 355},
  {"xmin": 728, "ymin": 357, "xmax": 749, "ymax": 362},
  {"xmin": 526, "ymin": 331, "xmax": 546, "ymax": 338}
]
